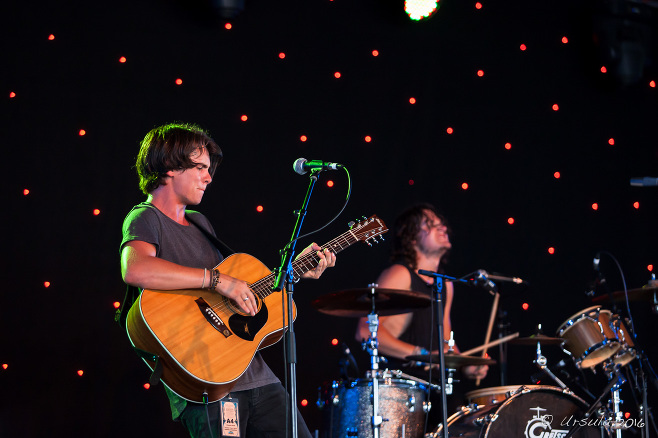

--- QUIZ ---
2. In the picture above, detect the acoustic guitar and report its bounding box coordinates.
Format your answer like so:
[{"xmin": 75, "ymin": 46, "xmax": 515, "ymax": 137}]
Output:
[{"xmin": 126, "ymin": 215, "xmax": 388, "ymax": 402}]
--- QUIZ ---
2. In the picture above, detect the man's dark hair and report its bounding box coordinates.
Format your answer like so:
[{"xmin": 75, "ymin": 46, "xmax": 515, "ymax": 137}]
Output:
[
  {"xmin": 136, "ymin": 122, "xmax": 223, "ymax": 195},
  {"xmin": 390, "ymin": 203, "xmax": 450, "ymax": 270}
]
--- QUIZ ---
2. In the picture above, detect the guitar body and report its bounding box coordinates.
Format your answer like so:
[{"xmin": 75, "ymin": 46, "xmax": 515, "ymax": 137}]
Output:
[{"xmin": 126, "ymin": 253, "xmax": 296, "ymax": 403}]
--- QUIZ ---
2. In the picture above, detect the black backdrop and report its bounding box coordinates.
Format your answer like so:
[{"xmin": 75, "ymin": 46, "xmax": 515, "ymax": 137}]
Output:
[{"xmin": 3, "ymin": 0, "xmax": 658, "ymax": 436}]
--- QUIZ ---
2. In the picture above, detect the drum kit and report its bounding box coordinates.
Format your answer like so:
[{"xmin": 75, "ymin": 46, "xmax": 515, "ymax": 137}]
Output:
[{"xmin": 311, "ymin": 282, "xmax": 657, "ymax": 438}]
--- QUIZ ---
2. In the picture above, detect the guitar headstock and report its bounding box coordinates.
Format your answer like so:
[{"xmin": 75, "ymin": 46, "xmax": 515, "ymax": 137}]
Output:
[{"xmin": 349, "ymin": 215, "xmax": 388, "ymax": 246}]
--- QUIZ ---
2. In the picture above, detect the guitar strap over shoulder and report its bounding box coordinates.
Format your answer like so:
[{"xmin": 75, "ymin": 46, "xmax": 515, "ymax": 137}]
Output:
[{"xmin": 186, "ymin": 214, "xmax": 236, "ymax": 257}]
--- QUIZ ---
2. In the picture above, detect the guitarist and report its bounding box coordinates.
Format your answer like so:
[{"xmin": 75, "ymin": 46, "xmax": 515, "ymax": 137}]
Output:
[{"xmin": 120, "ymin": 122, "xmax": 335, "ymax": 438}]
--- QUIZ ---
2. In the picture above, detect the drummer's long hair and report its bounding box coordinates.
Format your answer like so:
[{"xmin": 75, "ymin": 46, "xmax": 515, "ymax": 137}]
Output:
[{"xmin": 391, "ymin": 203, "xmax": 450, "ymax": 270}]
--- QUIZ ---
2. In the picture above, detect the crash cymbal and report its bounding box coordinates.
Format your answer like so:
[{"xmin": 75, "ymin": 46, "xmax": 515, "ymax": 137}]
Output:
[
  {"xmin": 405, "ymin": 353, "xmax": 496, "ymax": 368},
  {"xmin": 311, "ymin": 287, "xmax": 431, "ymax": 317},
  {"xmin": 508, "ymin": 334, "xmax": 563, "ymax": 346},
  {"xmin": 591, "ymin": 286, "xmax": 658, "ymax": 304}
]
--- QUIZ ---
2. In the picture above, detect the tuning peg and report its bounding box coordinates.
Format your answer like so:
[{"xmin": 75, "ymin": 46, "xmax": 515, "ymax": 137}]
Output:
[{"xmin": 348, "ymin": 221, "xmax": 355, "ymax": 229}]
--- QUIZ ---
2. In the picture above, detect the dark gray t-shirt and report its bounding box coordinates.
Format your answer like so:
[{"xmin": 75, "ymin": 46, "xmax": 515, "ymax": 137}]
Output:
[{"xmin": 121, "ymin": 202, "xmax": 279, "ymax": 420}]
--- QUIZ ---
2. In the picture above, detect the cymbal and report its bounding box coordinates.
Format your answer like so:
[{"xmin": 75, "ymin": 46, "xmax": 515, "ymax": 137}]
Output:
[
  {"xmin": 405, "ymin": 353, "xmax": 496, "ymax": 368},
  {"xmin": 508, "ymin": 334, "xmax": 563, "ymax": 346},
  {"xmin": 591, "ymin": 286, "xmax": 658, "ymax": 304},
  {"xmin": 311, "ymin": 287, "xmax": 431, "ymax": 317}
]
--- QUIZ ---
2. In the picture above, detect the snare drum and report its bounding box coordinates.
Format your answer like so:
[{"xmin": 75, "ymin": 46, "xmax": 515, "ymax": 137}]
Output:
[
  {"xmin": 426, "ymin": 386, "xmax": 602, "ymax": 438},
  {"xmin": 318, "ymin": 377, "xmax": 428, "ymax": 438},
  {"xmin": 556, "ymin": 306, "xmax": 620, "ymax": 368},
  {"xmin": 611, "ymin": 314, "xmax": 636, "ymax": 366},
  {"xmin": 466, "ymin": 385, "xmax": 541, "ymax": 406}
]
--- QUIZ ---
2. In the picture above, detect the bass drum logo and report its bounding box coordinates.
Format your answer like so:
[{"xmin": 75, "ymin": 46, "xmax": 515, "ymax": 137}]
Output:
[{"xmin": 524, "ymin": 407, "xmax": 569, "ymax": 438}]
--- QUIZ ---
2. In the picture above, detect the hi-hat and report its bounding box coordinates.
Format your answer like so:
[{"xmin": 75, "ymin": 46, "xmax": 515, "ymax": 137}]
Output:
[
  {"xmin": 312, "ymin": 287, "xmax": 431, "ymax": 317},
  {"xmin": 508, "ymin": 334, "xmax": 563, "ymax": 346},
  {"xmin": 405, "ymin": 353, "xmax": 496, "ymax": 368}
]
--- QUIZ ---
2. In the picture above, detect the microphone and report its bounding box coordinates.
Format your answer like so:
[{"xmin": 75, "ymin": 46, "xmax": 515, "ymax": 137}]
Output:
[
  {"xmin": 477, "ymin": 269, "xmax": 528, "ymax": 286},
  {"xmin": 339, "ymin": 343, "xmax": 360, "ymax": 378},
  {"xmin": 586, "ymin": 252, "xmax": 606, "ymax": 296},
  {"xmin": 476, "ymin": 270, "xmax": 498, "ymax": 293},
  {"xmin": 293, "ymin": 158, "xmax": 342, "ymax": 175},
  {"xmin": 593, "ymin": 252, "xmax": 601, "ymax": 271},
  {"xmin": 630, "ymin": 177, "xmax": 658, "ymax": 187}
]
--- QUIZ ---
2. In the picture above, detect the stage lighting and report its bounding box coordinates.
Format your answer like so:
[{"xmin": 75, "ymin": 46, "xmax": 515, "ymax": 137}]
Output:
[{"xmin": 405, "ymin": 0, "xmax": 440, "ymax": 21}]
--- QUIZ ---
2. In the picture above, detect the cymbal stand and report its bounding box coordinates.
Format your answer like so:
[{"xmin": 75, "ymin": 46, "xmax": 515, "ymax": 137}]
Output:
[
  {"xmin": 363, "ymin": 284, "xmax": 383, "ymax": 438},
  {"xmin": 533, "ymin": 325, "xmax": 568, "ymax": 390}
]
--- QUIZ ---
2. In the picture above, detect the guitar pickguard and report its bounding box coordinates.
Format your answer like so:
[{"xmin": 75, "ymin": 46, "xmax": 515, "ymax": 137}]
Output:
[{"xmin": 228, "ymin": 300, "xmax": 269, "ymax": 341}]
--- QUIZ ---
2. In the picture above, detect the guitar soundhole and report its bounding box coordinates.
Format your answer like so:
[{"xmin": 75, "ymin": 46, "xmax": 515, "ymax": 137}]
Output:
[{"xmin": 227, "ymin": 296, "xmax": 268, "ymax": 342}]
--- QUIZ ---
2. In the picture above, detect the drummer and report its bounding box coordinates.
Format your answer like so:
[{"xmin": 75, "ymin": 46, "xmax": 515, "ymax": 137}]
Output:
[{"xmin": 355, "ymin": 204, "xmax": 488, "ymax": 403}]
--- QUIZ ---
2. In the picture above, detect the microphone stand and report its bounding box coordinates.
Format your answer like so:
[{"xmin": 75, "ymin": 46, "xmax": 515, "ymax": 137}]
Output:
[
  {"xmin": 273, "ymin": 169, "xmax": 321, "ymax": 438},
  {"xmin": 417, "ymin": 270, "xmax": 471, "ymax": 438}
]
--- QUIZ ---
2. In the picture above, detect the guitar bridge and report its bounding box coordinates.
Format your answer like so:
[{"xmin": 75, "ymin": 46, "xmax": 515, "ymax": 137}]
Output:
[{"xmin": 195, "ymin": 298, "xmax": 232, "ymax": 338}]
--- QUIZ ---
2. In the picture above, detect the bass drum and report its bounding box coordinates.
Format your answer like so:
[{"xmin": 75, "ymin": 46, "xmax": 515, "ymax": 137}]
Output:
[
  {"xmin": 426, "ymin": 386, "xmax": 603, "ymax": 438},
  {"xmin": 319, "ymin": 377, "xmax": 428, "ymax": 438}
]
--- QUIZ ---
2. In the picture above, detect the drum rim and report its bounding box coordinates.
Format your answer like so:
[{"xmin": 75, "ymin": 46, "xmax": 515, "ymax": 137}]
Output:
[{"xmin": 556, "ymin": 305, "xmax": 611, "ymax": 333}]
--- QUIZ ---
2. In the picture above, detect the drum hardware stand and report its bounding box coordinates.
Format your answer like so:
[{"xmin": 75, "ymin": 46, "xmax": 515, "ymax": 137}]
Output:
[
  {"xmin": 497, "ymin": 308, "xmax": 510, "ymax": 386},
  {"xmin": 361, "ymin": 283, "xmax": 384, "ymax": 438},
  {"xmin": 534, "ymin": 325, "xmax": 569, "ymax": 390}
]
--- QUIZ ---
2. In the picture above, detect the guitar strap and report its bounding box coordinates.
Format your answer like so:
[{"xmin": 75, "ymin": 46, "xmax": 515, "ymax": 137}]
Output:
[{"xmin": 115, "ymin": 212, "xmax": 235, "ymax": 386}]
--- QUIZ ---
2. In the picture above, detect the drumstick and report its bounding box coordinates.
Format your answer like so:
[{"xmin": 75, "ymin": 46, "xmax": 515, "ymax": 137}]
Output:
[
  {"xmin": 476, "ymin": 292, "xmax": 500, "ymax": 386},
  {"xmin": 460, "ymin": 332, "xmax": 520, "ymax": 356}
]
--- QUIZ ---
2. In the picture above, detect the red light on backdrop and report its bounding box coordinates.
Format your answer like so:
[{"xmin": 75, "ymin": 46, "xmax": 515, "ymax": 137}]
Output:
[
  {"xmin": 144, "ymin": 383, "xmax": 151, "ymax": 389},
  {"xmin": 552, "ymin": 104, "xmax": 559, "ymax": 111},
  {"xmin": 650, "ymin": 80, "xmax": 656, "ymax": 88},
  {"xmin": 475, "ymin": 2, "xmax": 483, "ymax": 9},
  {"xmin": 372, "ymin": 50, "xmax": 379, "ymax": 57},
  {"xmin": 446, "ymin": 127, "xmax": 454, "ymax": 134},
  {"xmin": 331, "ymin": 338, "xmax": 339, "ymax": 346},
  {"xmin": 648, "ymin": 265, "xmax": 654, "ymax": 271},
  {"xmin": 225, "ymin": 23, "xmax": 232, "ymax": 30},
  {"xmin": 608, "ymin": 138, "xmax": 615, "ymax": 145},
  {"xmin": 408, "ymin": 180, "xmax": 414, "ymax": 185},
  {"xmin": 592, "ymin": 203, "xmax": 599, "ymax": 210},
  {"xmin": 119, "ymin": 56, "xmax": 127, "ymax": 63},
  {"xmin": 300, "ymin": 399, "xmax": 308, "ymax": 407},
  {"xmin": 256, "ymin": 205, "xmax": 264, "ymax": 212},
  {"xmin": 522, "ymin": 303, "xmax": 529, "ymax": 310},
  {"xmin": 241, "ymin": 115, "xmax": 248, "ymax": 122},
  {"xmin": 300, "ymin": 135, "xmax": 307, "ymax": 142},
  {"xmin": 507, "ymin": 217, "xmax": 515, "ymax": 225},
  {"xmin": 175, "ymin": 78, "xmax": 183, "ymax": 85},
  {"xmin": 600, "ymin": 66, "xmax": 607, "ymax": 73},
  {"xmin": 1, "ymin": 364, "xmax": 7, "ymax": 370},
  {"xmin": 548, "ymin": 247, "xmax": 555, "ymax": 254},
  {"xmin": 44, "ymin": 281, "xmax": 51, "ymax": 288},
  {"xmin": 23, "ymin": 189, "xmax": 29, "ymax": 195},
  {"xmin": 553, "ymin": 172, "xmax": 561, "ymax": 179},
  {"xmin": 520, "ymin": 44, "xmax": 527, "ymax": 51},
  {"xmin": 561, "ymin": 36, "xmax": 569, "ymax": 44},
  {"xmin": 633, "ymin": 202, "xmax": 640, "ymax": 209},
  {"xmin": 113, "ymin": 301, "xmax": 121, "ymax": 309},
  {"xmin": 79, "ymin": 129, "xmax": 86, "ymax": 136},
  {"xmin": 327, "ymin": 180, "xmax": 334, "ymax": 188},
  {"xmin": 48, "ymin": 34, "xmax": 55, "ymax": 40},
  {"xmin": 9, "ymin": 92, "xmax": 16, "ymax": 98},
  {"xmin": 364, "ymin": 136, "xmax": 372, "ymax": 142},
  {"xmin": 77, "ymin": 370, "xmax": 84, "ymax": 376},
  {"xmin": 334, "ymin": 72, "xmax": 341, "ymax": 79},
  {"xmin": 278, "ymin": 52, "xmax": 285, "ymax": 59},
  {"xmin": 477, "ymin": 70, "xmax": 484, "ymax": 77},
  {"xmin": 504, "ymin": 142, "xmax": 512, "ymax": 150},
  {"xmin": 461, "ymin": 182, "xmax": 469, "ymax": 190},
  {"xmin": 409, "ymin": 97, "xmax": 416, "ymax": 104},
  {"xmin": 93, "ymin": 209, "xmax": 100, "ymax": 216}
]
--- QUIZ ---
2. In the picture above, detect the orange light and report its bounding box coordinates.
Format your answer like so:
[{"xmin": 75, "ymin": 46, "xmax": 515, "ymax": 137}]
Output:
[
  {"xmin": 9, "ymin": 91, "xmax": 16, "ymax": 98},
  {"xmin": 552, "ymin": 104, "xmax": 559, "ymax": 111},
  {"xmin": 256, "ymin": 205, "xmax": 264, "ymax": 212},
  {"xmin": 364, "ymin": 135, "xmax": 372, "ymax": 142},
  {"xmin": 48, "ymin": 34, "xmax": 55, "ymax": 40},
  {"xmin": 477, "ymin": 69, "xmax": 484, "ymax": 77},
  {"xmin": 409, "ymin": 97, "xmax": 416, "ymax": 104},
  {"xmin": 241, "ymin": 115, "xmax": 248, "ymax": 122},
  {"xmin": 327, "ymin": 180, "xmax": 334, "ymax": 188},
  {"xmin": 23, "ymin": 189, "xmax": 30, "ymax": 195},
  {"xmin": 600, "ymin": 66, "xmax": 607, "ymax": 73},
  {"xmin": 650, "ymin": 80, "xmax": 656, "ymax": 88},
  {"xmin": 331, "ymin": 338, "xmax": 339, "ymax": 346},
  {"xmin": 144, "ymin": 383, "xmax": 151, "ymax": 389},
  {"xmin": 624, "ymin": 412, "xmax": 631, "ymax": 419},
  {"xmin": 504, "ymin": 142, "xmax": 512, "ymax": 150},
  {"xmin": 113, "ymin": 301, "xmax": 121, "ymax": 309},
  {"xmin": 522, "ymin": 303, "xmax": 529, "ymax": 310},
  {"xmin": 300, "ymin": 399, "xmax": 308, "ymax": 407},
  {"xmin": 507, "ymin": 217, "xmax": 515, "ymax": 225},
  {"xmin": 548, "ymin": 247, "xmax": 555, "ymax": 254},
  {"xmin": 446, "ymin": 127, "xmax": 454, "ymax": 134},
  {"xmin": 520, "ymin": 44, "xmax": 527, "ymax": 51},
  {"xmin": 633, "ymin": 202, "xmax": 640, "ymax": 209},
  {"xmin": 300, "ymin": 135, "xmax": 307, "ymax": 142},
  {"xmin": 648, "ymin": 265, "xmax": 654, "ymax": 272},
  {"xmin": 93, "ymin": 209, "xmax": 100, "ymax": 216},
  {"xmin": 77, "ymin": 370, "xmax": 84, "ymax": 376},
  {"xmin": 44, "ymin": 281, "xmax": 51, "ymax": 288},
  {"xmin": 372, "ymin": 50, "xmax": 379, "ymax": 57},
  {"xmin": 608, "ymin": 138, "xmax": 615, "ymax": 145},
  {"xmin": 79, "ymin": 129, "xmax": 86, "ymax": 136},
  {"xmin": 592, "ymin": 203, "xmax": 599, "ymax": 210},
  {"xmin": 225, "ymin": 23, "xmax": 232, "ymax": 30},
  {"xmin": 278, "ymin": 52, "xmax": 286, "ymax": 59},
  {"xmin": 554, "ymin": 171, "xmax": 561, "ymax": 179},
  {"xmin": 334, "ymin": 72, "xmax": 341, "ymax": 79},
  {"xmin": 475, "ymin": 2, "xmax": 483, "ymax": 9},
  {"xmin": 119, "ymin": 56, "xmax": 127, "ymax": 63},
  {"xmin": 175, "ymin": 78, "xmax": 183, "ymax": 85},
  {"xmin": 461, "ymin": 182, "xmax": 469, "ymax": 190},
  {"xmin": 1, "ymin": 364, "xmax": 7, "ymax": 370},
  {"xmin": 561, "ymin": 36, "xmax": 568, "ymax": 44}
]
